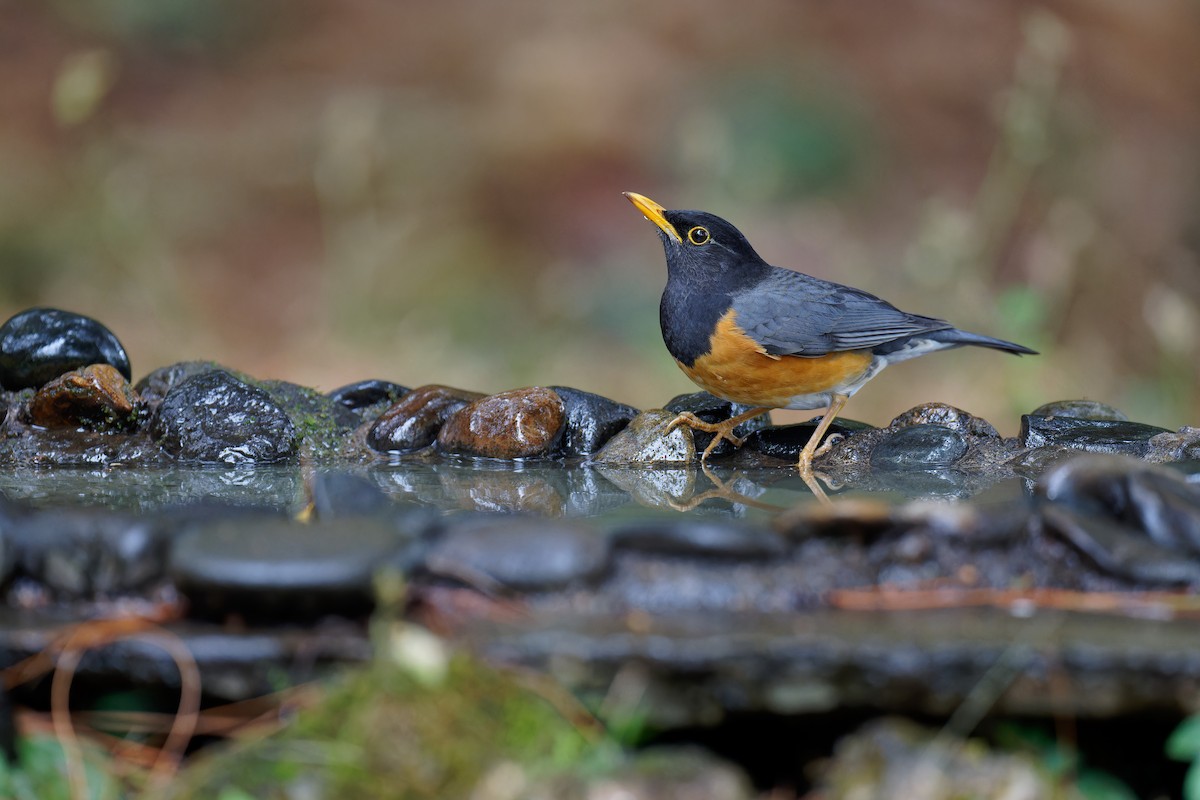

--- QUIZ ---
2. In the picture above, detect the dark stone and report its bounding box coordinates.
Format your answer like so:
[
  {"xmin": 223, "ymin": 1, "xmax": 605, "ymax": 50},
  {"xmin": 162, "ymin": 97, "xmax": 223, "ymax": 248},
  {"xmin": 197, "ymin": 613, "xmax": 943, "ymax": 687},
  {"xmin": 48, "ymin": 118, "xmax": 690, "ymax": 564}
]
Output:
[
  {"xmin": 1039, "ymin": 504, "xmax": 1200, "ymax": 587},
  {"xmin": 367, "ymin": 385, "xmax": 484, "ymax": 452},
  {"xmin": 0, "ymin": 307, "xmax": 131, "ymax": 389},
  {"xmin": 591, "ymin": 410, "xmax": 695, "ymax": 464},
  {"xmin": 609, "ymin": 519, "xmax": 786, "ymax": 559},
  {"xmin": 170, "ymin": 517, "xmax": 405, "ymax": 620},
  {"xmin": 870, "ymin": 424, "xmax": 969, "ymax": 470},
  {"xmin": 1030, "ymin": 399, "xmax": 1129, "ymax": 422},
  {"xmin": 6, "ymin": 509, "xmax": 167, "ymax": 598},
  {"xmin": 889, "ymin": 403, "xmax": 999, "ymax": 438},
  {"xmin": 1037, "ymin": 454, "xmax": 1200, "ymax": 554},
  {"xmin": 26, "ymin": 364, "xmax": 138, "ymax": 431},
  {"xmin": 423, "ymin": 515, "xmax": 610, "ymax": 591},
  {"xmin": 134, "ymin": 361, "xmax": 224, "ymax": 406},
  {"xmin": 257, "ymin": 379, "xmax": 360, "ymax": 458},
  {"xmin": 437, "ymin": 387, "xmax": 565, "ymax": 459},
  {"xmin": 745, "ymin": 419, "xmax": 874, "ymax": 460},
  {"xmin": 1021, "ymin": 415, "xmax": 1172, "ymax": 457},
  {"xmin": 326, "ymin": 379, "xmax": 409, "ymax": 414},
  {"xmin": 664, "ymin": 392, "xmax": 772, "ymax": 457},
  {"xmin": 150, "ymin": 370, "xmax": 298, "ymax": 464},
  {"xmin": 550, "ymin": 386, "xmax": 639, "ymax": 456}
]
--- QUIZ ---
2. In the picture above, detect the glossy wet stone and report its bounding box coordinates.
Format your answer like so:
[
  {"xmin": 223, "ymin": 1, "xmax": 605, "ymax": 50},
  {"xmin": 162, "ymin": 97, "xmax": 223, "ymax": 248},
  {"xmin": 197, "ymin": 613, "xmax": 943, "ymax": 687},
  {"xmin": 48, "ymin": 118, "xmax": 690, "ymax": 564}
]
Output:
[
  {"xmin": 26, "ymin": 364, "xmax": 138, "ymax": 431},
  {"xmin": 151, "ymin": 370, "xmax": 298, "ymax": 464},
  {"xmin": 326, "ymin": 379, "xmax": 409, "ymax": 416},
  {"xmin": 888, "ymin": 403, "xmax": 999, "ymax": 438},
  {"xmin": 745, "ymin": 419, "xmax": 873, "ymax": 460},
  {"xmin": 170, "ymin": 516, "xmax": 405, "ymax": 619},
  {"xmin": 870, "ymin": 424, "xmax": 969, "ymax": 469},
  {"xmin": 0, "ymin": 307, "xmax": 131, "ymax": 389},
  {"xmin": 437, "ymin": 387, "xmax": 565, "ymax": 459},
  {"xmin": 368, "ymin": 384, "xmax": 484, "ymax": 452},
  {"xmin": 423, "ymin": 515, "xmax": 610, "ymax": 591},
  {"xmin": 1021, "ymin": 415, "xmax": 1172, "ymax": 457},
  {"xmin": 1030, "ymin": 398, "xmax": 1129, "ymax": 421},
  {"xmin": 592, "ymin": 410, "xmax": 696, "ymax": 465},
  {"xmin": 1039, "ymin": 504, "xmax": 1200, "ymax": 586},
  {"xmin": 550, "ymin": 386, "xmax": 639, "ymax": 456},
  {"xmin": 134, "ymin": 360, "xmax": 224, "ymax": 406},
  {"xmin": 664, "ymin": 392, "xmax": 772, "ymax": 457}
]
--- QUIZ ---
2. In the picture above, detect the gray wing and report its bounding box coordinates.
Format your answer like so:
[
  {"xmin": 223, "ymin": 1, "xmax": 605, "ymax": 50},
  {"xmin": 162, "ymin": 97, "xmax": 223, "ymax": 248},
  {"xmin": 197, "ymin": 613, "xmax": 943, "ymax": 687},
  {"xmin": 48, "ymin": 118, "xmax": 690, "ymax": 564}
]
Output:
[{"xmin": 730, "ymin": 267, "xmax": 954, "ymax": 356}]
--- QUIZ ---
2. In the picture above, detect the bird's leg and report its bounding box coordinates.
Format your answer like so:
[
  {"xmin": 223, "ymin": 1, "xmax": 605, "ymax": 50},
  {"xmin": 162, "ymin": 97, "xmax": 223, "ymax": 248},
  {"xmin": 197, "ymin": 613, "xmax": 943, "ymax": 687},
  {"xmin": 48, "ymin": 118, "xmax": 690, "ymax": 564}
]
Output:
[
  {"xmin": 797, "ymin": 394, "xmax": 849, "ymax": 474},
  {"xmin": 666, "ymin": 406, "xmax": 769, "ymax": 463}
]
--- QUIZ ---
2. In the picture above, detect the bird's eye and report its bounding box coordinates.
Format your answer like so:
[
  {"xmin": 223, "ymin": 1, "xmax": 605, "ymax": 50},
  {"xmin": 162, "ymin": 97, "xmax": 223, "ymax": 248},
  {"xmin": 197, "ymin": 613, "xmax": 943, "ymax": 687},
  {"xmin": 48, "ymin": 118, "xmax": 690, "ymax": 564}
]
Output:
[{"xmin": 687, "ymin": 226, "xmax": 711, "ymax": 246}]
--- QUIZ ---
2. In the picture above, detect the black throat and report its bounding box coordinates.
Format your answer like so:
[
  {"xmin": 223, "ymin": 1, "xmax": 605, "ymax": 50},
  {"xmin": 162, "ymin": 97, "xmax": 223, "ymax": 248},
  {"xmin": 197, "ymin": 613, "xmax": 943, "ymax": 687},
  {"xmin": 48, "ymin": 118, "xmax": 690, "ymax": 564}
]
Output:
[{"xmin": 659, "ymin": 278, "xmax": 731, "ymax": 367}]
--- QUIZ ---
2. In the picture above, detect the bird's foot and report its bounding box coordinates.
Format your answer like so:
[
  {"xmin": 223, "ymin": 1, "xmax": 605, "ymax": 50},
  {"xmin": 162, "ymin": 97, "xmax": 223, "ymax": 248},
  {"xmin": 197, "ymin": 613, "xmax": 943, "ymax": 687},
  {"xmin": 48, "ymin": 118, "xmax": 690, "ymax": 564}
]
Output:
[{"xmin": 666, "ymin": 412, "xmax": 747, "ymax": 463}]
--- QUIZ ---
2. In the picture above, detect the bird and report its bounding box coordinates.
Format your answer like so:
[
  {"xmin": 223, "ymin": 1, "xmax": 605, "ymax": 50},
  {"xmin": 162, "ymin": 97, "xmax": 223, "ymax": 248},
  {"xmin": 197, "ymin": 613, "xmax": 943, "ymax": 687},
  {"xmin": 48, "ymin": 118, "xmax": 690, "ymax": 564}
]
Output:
[{"xmin": 623, "ymin": 192, "xmax": 1037, "ymax": 475}]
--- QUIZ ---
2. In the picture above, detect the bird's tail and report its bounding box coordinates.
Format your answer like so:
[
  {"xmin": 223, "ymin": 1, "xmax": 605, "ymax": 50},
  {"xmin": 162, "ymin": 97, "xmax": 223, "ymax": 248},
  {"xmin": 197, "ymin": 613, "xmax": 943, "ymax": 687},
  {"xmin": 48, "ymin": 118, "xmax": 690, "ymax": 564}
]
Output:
[{"xmin": 930, "ymin": 328, "xmax": 1038, "ymax": 355}]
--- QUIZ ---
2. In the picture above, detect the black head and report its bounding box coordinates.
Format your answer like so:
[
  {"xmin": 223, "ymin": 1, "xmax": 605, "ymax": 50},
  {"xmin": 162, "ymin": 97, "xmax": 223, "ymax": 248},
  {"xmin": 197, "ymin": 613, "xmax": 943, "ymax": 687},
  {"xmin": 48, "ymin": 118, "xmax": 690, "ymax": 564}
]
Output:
[{"xmin": 624, "ymin": 192, "xmax": 768, "ymax": 288}]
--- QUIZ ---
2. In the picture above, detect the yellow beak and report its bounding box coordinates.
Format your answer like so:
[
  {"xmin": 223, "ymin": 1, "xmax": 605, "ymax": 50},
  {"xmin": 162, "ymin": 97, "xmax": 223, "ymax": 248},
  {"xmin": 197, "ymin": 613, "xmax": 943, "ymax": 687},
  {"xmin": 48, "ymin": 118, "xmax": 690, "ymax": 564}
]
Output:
[{"xmin": 623, "ymin": 192, "xmax": 681, "ymax": 243}]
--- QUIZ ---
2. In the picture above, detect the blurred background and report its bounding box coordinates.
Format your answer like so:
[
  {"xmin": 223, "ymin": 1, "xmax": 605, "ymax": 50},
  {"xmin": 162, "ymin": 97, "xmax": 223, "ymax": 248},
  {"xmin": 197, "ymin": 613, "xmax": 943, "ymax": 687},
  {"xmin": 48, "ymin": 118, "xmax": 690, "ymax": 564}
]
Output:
[{"xmin": 1, "ymin": 0, "xmax": 1197, "ymax": 433}]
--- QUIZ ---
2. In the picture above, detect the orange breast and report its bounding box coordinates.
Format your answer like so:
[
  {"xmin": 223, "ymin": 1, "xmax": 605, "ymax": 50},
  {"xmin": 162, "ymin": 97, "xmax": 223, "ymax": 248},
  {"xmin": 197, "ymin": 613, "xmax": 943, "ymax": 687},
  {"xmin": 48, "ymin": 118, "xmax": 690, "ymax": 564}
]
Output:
[{"xmin": 677, "ymin": 310, "xmax": 873, "ymax": 408}]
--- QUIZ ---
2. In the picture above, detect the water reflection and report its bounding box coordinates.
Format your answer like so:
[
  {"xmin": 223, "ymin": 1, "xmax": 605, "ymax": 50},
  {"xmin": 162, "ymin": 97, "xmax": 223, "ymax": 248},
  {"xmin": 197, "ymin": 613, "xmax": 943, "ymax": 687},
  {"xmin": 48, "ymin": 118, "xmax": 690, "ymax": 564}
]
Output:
[{"xmin": 0, "ymin": 459, "xmax": 1026, "ymax": 519}]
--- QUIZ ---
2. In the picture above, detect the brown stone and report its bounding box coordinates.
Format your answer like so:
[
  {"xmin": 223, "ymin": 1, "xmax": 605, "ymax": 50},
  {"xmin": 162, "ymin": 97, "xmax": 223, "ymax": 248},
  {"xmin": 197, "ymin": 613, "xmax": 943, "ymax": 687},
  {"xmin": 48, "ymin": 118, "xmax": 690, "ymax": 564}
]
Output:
[
  {"xmin": 27, "ymin": 363, "xmax": 138, "ymax": 431},
  {"xmin": 367, "ymin": 384, "xmax": 484, "ymax": 452},
  {"xmin": 436, "ymin": 387, "xmax": 565, "ymax": 459}
]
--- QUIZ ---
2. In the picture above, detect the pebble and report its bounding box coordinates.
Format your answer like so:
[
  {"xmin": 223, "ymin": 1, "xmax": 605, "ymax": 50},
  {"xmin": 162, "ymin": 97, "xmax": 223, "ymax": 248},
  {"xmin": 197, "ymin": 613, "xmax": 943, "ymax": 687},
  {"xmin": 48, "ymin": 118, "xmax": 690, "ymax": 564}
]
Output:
[
  {"xmin": 368, "ymin": 384, "xmax": 483, "ymax": 452},
  {"xmin": 745, "ymin": 419, "xmax": 873, "ymax": 460},
  {"xmin": 170, "ymin": 516, "xmax": 406, "ymax": 619},
  {"xmin": 423, "ymin": 515, "xmax": 610, "ymax": 591},
  {"xmin": 1029, "ymin": 399, "xmax": 1129, "ymax": 421},
  {"xmin": 134, "ymin": 361, "xmax": 224, "ymax": 406},
  {"xmin": 889, "ymin": 403, "xmax": 998, "ymax": 438},
  {"xmin": 26, "ymin": 364, "xmax": 138, "ymax": 431},
  {"xmin": 437, "ymin": 387, "xmax": 565, "ymax": 459},
  {"xmin": 0, "ymin": 307, "xmax": 131, "ymax": 389},
  {"xmin": 326, "ymin": 379, "xmax": 409, "ymax": 416},
  {"xmin": 550, "ymin": 386, "xmax": 639, "ymax": 456},
  {"xmin": 664, "ymin": 392, "xmax": 772, "ymax": 457},
  {"xmin": 591, "ymin": 410, "xmax": 696, "ymax": 464},
  {"xmin": 870, "ymin": 424, "xmax": 969, "ymax": 469},
  {"xmin": 151, "ymin": 370, "xmax": 298, "ymax": 464},
  {"xmin": 1021, "ymin": 415, "xmax": 1172, "ymax": 457}
]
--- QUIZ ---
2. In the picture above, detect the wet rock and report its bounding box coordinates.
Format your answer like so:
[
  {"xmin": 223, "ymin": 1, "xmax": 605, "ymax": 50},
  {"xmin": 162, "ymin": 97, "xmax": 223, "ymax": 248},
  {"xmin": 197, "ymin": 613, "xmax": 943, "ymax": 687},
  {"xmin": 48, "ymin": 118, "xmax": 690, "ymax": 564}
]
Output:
[
  {"xmin": 7, "ymin": 509, "xmax": 167, "ymax": 598},
  {"xmin": 0, "ymin": 429, "xmax": 167, "ymax": 469},
  {"xmin": 423, "ymin": 515, "xmax": 610, "ymax": 591},
  {"xmin": 257, "ymin": 379, "xmax": 360, "ymax": 457},
  {"xmin": 870, "ymin": 424, "xmax": 969, "ymax": 470},
  {"xmin": 26, "ymin": 364, "xmax": 138, "ymax": 431},
  {"xmin": 592, "ymin": 410, "xmax": 696, "ymax": 465},
  {"xmin": 134, "ymin": 361, "xmax": 224, "ymax": 407},
  {"xmin": 367, "ymin": 384, "xmax": 483, "ymax": 452},
  {"xmin": 889, "ymin": 403, "xmax": 999, "ymax": 438},
  {"xmin": 610, "ymin": 519, "xmax": 786, "ymax": 559},
  {"xmin": 437, "ymin": 387, "xmax": 565, "ymax": 459},
  {"xmin": 745, "ymin": 419, "xmax": 873, "ymax": 460},
  {"xmin": 663, "ymin": 392, "xmax": 772, "ymax": 457},
  {"xmin": 1021, "ymin": 415, "xmax": 1171, "ymax": 457},
  {"xmin": 151, "ymin": 370, "xmax": 298, "ymax": 464},
  {"xmin": 170, "ymin": 517, "xmax": 405, "ymax": 620},
  {"xmin": 1039, "ymin": 504, "xmax": 1200, "ymax": 587},
  {"xmin": 550, "ymin": 386, "xmax": 639, "ymax": 456},
  {"xmin": 1146, "ymin": 426, "xmax": 1200, "ymax": 463},
  {"xmin": 326, "ymin": 379, "xmax": 409, "ymax": 417},
  {"xmin": 1030, "ymin": 398, "xmax": 1129, "ymax": 421},
  {"xmin": 0, "ymin": 307, "xmax": 131, "ymax": 389}
]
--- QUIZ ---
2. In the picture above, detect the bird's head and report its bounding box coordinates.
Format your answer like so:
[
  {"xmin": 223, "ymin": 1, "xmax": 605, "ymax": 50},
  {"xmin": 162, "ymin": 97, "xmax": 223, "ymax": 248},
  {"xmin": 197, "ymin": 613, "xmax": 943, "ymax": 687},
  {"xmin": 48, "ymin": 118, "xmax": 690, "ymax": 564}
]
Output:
[{"xmin": 623, "ymin": 192, "xmax": 767, "ymax": 283}]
